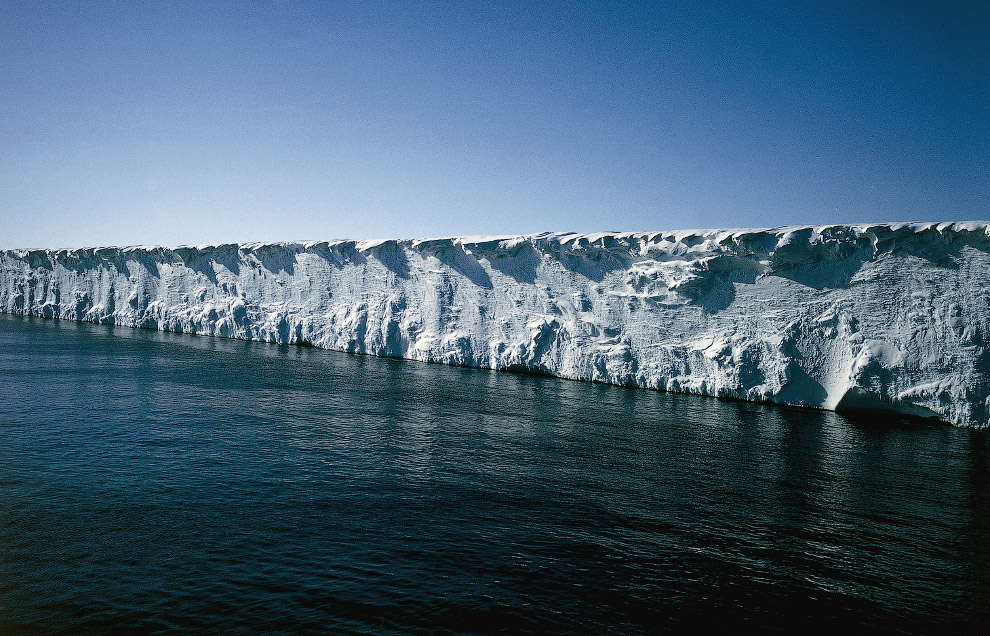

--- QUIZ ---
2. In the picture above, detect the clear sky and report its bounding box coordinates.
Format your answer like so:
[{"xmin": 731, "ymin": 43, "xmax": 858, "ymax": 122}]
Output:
[{"xmin": 1, "ymin": 0, "xmax": 987, "ymax": 248}]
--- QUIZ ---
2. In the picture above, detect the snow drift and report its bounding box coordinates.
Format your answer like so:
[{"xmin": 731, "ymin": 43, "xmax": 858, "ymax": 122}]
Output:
[{"xmin": 3, "ymin": 222, "xmax": 990, "ymax": 427}]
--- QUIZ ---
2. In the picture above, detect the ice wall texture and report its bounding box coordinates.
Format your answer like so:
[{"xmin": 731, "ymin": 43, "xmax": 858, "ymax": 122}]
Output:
[{"xmin": 3, "ymin": 222, "xmax": 990, "ymax": 427}]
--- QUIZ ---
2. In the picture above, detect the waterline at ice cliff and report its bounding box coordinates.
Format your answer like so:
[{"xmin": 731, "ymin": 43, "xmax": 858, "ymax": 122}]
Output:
[{"xmin": 3, "ymin": 222, "xmax": 990, "ymax": 428}]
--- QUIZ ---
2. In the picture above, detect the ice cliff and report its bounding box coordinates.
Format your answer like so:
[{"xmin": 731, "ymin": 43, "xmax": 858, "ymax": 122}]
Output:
[{"xmin": 3, "ymin": 222, "xmax": 990, "ymax": 427}]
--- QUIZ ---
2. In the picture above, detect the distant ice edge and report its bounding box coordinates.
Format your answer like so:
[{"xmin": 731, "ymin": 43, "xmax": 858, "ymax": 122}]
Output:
[{"xmin": 3, "ymin": 221, "xmax": 990, "ymax": 428}]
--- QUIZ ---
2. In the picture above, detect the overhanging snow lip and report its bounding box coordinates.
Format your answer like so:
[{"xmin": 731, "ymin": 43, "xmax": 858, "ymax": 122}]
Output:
[{"xmin": 7, "ymin": 220, "xmax": 989, "ymax": 254}]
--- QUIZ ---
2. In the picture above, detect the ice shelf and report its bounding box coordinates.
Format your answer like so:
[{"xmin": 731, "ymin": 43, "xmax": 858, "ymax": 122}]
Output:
[{"xmin": 4, "ymin": 222, "xmax": 990, "ymax": 427}]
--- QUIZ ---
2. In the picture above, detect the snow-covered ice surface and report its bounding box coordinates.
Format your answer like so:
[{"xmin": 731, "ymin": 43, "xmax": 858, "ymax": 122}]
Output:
[{"xmin": 4, "ymin": 222, "xmax": 990, "ymax": 427}]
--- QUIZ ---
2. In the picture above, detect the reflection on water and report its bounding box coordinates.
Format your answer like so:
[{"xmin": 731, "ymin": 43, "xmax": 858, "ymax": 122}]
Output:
[{"xmin": 0, "ymin": 314, "xmax": 988, "ymax": 635}]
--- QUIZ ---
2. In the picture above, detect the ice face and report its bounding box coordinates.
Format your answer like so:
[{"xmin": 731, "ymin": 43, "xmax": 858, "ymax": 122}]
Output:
[{"xmin": 4, "ymin": 222, "xmax": 990, "ymax": 427}]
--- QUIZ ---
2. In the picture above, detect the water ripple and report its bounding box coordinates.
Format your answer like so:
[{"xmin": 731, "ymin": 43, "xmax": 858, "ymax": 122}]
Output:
[{"xmin": 0, "ymin": 314, "xmax": 988, "ymax": 634}]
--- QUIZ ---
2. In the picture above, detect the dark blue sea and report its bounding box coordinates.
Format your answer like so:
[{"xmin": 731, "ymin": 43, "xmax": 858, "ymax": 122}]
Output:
[{"xmin": 0, "ymin": 314, "xmax": 987, "ymax": 635}]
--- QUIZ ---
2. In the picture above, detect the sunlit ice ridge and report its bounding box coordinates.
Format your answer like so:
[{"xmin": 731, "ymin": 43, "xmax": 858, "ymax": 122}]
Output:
[{"xmin": 4, "ymin": 221, "xmax": 990, "ymax": 428}]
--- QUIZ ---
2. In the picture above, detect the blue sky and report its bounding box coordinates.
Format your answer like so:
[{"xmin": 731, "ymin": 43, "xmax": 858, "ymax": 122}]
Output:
[{"xmin": 1, "ymin": 0, "xmax": 987, "ymax": 248}]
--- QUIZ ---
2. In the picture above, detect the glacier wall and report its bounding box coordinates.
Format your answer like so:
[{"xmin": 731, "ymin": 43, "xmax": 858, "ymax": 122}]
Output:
[{"xmin": 3, "ymin": 222, "xmax": 990, "ymax": 427}]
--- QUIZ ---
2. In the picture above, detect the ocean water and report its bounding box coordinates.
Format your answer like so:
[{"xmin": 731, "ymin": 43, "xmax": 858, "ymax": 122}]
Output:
[{"xmin": 0, "ymin": 314, "xmax": 987, "ymax": 635}]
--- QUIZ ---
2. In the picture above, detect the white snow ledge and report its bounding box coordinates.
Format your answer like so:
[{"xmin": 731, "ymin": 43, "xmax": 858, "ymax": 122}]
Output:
[{"xmin": 3, "ymin": 222, "xmax": 990, "ymax": 427}]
